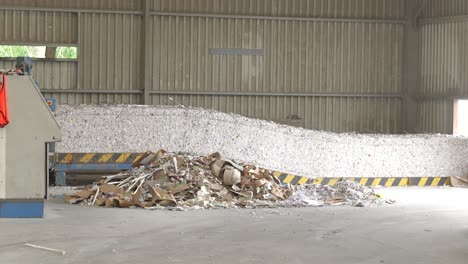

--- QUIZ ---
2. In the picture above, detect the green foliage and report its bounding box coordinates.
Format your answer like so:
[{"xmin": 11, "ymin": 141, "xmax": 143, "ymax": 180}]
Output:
[
  {"xmin": 56, "ymin": 47, "xmax": 77, "ymax": 59},
  {"xmin": 0, "ymin": 45, "xmax": 77, "ymax": 59},
  {"xmin": 0, "ymin": 46, "xmax": 35, "ymax": 57}
]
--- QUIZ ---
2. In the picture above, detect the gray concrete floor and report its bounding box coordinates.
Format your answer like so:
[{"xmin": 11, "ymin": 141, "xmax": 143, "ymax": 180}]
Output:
[{"xmin": 1, "ymin": 187, "xmax": 468, "ymax": 264}]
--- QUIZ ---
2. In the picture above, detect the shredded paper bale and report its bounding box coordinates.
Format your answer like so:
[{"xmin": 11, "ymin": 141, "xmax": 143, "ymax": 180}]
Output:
[{"xmin": 64, "ymin": 150, "xmax": 387, "ymax": 209}]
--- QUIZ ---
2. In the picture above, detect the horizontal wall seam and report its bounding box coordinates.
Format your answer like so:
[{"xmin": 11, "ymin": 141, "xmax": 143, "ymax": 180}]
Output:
[
  {"xmin": 0, "ymin": 6, "xmax": 142, "ymax": 15},
  {"xmin": 0, "ymin": 41, "xmax": 78, "ymax": 46},
  {"xmin": 41, "ymin": 89, "xmax": 143, "ymax": 94},
  {"xmin": 151, "ymin": 11, "xmax": 406, "ymax": 24},
  {"xmin": 0, "ymin": 7, "xmax": 405, "ymax": 24},
  {"xmin": 420, "ymin": 15, "xmax": 468, "ymax": 24},
  {"xmin": 41, "ymin": 89, "xmax": 402, "ymax": 98}
]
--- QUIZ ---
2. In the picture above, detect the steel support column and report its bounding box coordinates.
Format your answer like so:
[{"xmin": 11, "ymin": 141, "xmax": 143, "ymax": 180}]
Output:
[
  {"xmin": 141, "ymin": 0, "xmax": 152, "ymax": 105},
  {"xmin": 402, "ymin": 0, "xmax": 425, "ymax": 133}
]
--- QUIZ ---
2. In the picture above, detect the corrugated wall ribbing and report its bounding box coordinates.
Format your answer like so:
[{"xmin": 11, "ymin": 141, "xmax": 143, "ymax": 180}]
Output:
[
  {"xmin": 0, "ymin": 59, "xmax": 76, "ymax": 90},
  {"xmin": 33, "ymin": 60, "xmax": 76, "ymax": 89},
  {"xmin": 421, "ymin": 21, "xmax": 468, "ymax": 96},
  {"xmin": 1, "ymin": 0, "xmax": 141, "ymax": 10},
  {"xmin": 419, "ymin": 20, "xmax": 468, "ymax": 133},
  {"xmin": 0, "ymin": 58, "xmax": 77, "ymax": 104},
  {"xmin": 422, "ymin": 0, "xmax": 468, "ymax": 18},
  {"xmin": 151, "ymin": 95, "xmax": 401, "ymax": 133},
  {"xmin": 149, "ymin": 16, "xmax": 403, "ymax": 133},
  {"xmin": 78, "ymin": 13, "xmax": 142, "ymax": 104},
  {"xmin": 150, "ymin": 17, "xmax": 403, "ymax": 94},
  {"xmin": 0, "ymin": 11, "xmax": 77, "ymax": 44},
  {"xmin": 0, "ymin": 60, "xmax": 15, "ymax": 71},
  {"xmin": 416, "ymin": 99, "xmax": 453, "ymax": 134},
  {"xmin": 151, "ymin": 0, "xmax": 405, "ymax": 19}
]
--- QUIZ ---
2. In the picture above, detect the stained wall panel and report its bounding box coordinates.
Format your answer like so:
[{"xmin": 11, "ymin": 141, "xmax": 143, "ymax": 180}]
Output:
[
  {"xmin": 0, "ymin": 10, "xmax": 77, "ymax": 44},
  {"xmin": 78, "ymin": 13, "xmax": 142, "ymax": 100},
  {"xmin": 151, "ymin": 0, "xmax": 406, "ymax": 19}
]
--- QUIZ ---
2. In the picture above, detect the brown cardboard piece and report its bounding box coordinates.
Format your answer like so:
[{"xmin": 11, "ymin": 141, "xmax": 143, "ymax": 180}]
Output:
[
  {"xmin": 100, "ymin": 183, "xmax": 123, "ymax": 194},
  {"xmin": 66, "ymin": 150, "xmax": 293, "ymax": 209}
]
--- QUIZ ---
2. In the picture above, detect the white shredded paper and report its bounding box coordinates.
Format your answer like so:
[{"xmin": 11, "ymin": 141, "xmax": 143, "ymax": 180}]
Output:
[{"xmin": 54, "ymin": 104, "xmax": 468, "ymax": 178}]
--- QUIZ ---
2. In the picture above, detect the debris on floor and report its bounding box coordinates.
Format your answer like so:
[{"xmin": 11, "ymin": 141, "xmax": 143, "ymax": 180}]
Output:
[
  {"xmin": 64, "ymin": 150, "xmax": 294, "ymax": 209},
  {"xmin": 278, "ymin": 180, "xmax": 388, "ymax": 207},
  {"xmin": 64, "ymin": 150, "xmax": 387, "ymax": 209},
  {"xmin": 25, "ymin": 243, "xmax": 66, "ymax": 256}
]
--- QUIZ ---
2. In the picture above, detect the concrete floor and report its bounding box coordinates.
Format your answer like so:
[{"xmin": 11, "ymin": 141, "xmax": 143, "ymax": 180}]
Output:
[{"xmin": 1, "ymin": 187, "xmax": 468, "ymax": 264}]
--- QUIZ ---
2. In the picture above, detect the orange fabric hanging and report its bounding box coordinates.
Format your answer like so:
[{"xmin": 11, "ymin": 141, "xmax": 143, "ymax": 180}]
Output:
[{"xmin": 0, "ymin": 74, "xmax": 9, "ymax": 128}]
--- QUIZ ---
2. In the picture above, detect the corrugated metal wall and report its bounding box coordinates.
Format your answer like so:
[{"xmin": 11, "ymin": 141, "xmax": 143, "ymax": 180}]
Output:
[
  {"xmin": 151, "ymin": 95, "xmax": 401, "ymax": 132},
  {"xmin": 0, "ymin": 10, "xmax": 77, "ymax": 44},
  {"xmin": 151, "ymin": 0, "xmax": 406, "ymax": 19},
  {"xmin": 77, "ymin": 13, "xmax": 142, "ymax": 104},
  {"xmin": 422, "ymin": 0, "xmax": 468, "ymax": 18},
  {"xmin": 0, "ymin": 58, "xmax": 77, "ymax": 102},
  {"xmin": 418, "ymin": 3, "xmax": 468, "ymax": 133},
  {"xmin": 0, "ymin": 0, "xmax": 407, "ymax": 133},
  {"xmin": 148, "ymin": 15, "xmax": 404, "ymax": 132},
  {"xmin": 0, "ymin": 0, "xmax": 141, "ymax": 11}
]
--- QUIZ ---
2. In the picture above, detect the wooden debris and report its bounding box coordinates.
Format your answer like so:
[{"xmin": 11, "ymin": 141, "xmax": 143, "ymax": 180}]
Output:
[
  {"xmin": 25, "ymin": 243, "xmax": 66, "ymax": 256},
  {"xmin": 65, "ymin": 150, "xmax": 293, "ymax": 209}
]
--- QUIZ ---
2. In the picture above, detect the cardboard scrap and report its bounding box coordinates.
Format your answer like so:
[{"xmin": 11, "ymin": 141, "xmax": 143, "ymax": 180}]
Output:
[
  {"xmin": 65, "ymin": 150, "xmax": 293, "ymax": 209},
  {"xmin": 66, "ymin": 152, "xmax": 385, "ymax": 209},
  {"xmin": 171, "ymin": 184, "xmax": 190, "ymax": 194},
  {"xmin": 74, "ymin": 189, "xmax": 94, "ymax": 199},
  {"xmin": 100, "ymin": 184, "xmax": 123, "ymax": 194}
]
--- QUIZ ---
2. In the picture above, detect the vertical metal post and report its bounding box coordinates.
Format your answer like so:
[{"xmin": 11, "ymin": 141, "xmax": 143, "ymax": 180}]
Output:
[
  {"xmin": 142, "ymin": 0, "xmax": 151, "ymax": 105},
  {"xmin": 402, "ymin": 0, "xmax": 424, "ymax": 133},
  {"xmin": 76, "ymin": 12, "xmax": 81, "ymax": 90}
]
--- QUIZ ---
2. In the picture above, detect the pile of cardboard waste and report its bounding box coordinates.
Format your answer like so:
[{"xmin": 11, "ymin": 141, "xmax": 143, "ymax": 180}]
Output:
[{"xmin": 65, "ymin": 150, "xmax": 295, "ymax": 209}]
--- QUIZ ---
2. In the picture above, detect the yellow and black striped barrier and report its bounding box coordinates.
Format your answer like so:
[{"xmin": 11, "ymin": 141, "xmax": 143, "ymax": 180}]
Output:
[
  {"xmin": 52, "ymin": 154, "xmax": 452, "ymax": 187},
  {"xmin": 54, "ymin": 153, "xmax": 146, "ymax": 186},
  {"xmin": 55, "ymin": 153, "xmax": 144, "ymax": 164},
  {"xmin": 272, "ymin": 172, "xmax": 451, "ymax": 187}
]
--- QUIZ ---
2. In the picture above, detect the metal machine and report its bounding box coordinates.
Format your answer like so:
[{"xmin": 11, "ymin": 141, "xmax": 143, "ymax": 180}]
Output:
[{"xmin": 0, "ymin": 75, "xmax": 61, "ymax": 218}]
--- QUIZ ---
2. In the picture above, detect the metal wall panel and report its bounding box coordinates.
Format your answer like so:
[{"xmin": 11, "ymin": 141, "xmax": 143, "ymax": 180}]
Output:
[
  {"xmin": 422, "ymin": 0, "xmax": 468, "ymax": 18},
  {"xmin": 150, "ymin": 16, "xmax": 404, "ymax": 94},
  {"xmin": 149, "ymin": 94, "xmax": 401, "ymax": 133},
  {"xmin": 151, "ymin": 0, "xmax": 406, "ymax": 19},
  {"xmin": 0, "ymin": 1, "xmax": 408, "ymax": 133},
  {"xmin": 0, "ymin": 59, "xmax": 15, "ymax": 71},
  {"xmin": 418, "ymin": 19, "xmax": 468, "ymax": 134},
  {"xmin": 1, "ymin": 0, "xmax": 141, "ymax": 11},
  {"xmin": 416, "ymin": 99, "xmax": 453, "ymax": 134},
  {"xmin": 148, "ymin": 15, "xmax": 404, "ymax": 133},
  {"xmin": 41, "ymin": 92, "xmax": 142, "ymax": 105},
  {"xmin": 420, "ymin": 20, "xmax": 468, "ymax": 96},
  {"xmin": 78, "ymin": 13, "xmax": 142, "ymax": 104},
  {"xmin": 0, "ymin": 58, "xmax": 76, "ymax": 89},
  {"xmin": 33, "ymin": 60, "xmax": 77, "ymax": 90},
  {"xmin": 0, "ymin": 10, "xmax": 77, "ymax": 44}
]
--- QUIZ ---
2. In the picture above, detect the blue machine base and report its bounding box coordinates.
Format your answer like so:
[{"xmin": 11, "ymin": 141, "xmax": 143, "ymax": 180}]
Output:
[{"xmin": 0, "ymin": 200, "xmax": 44, "ymax": 218}]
